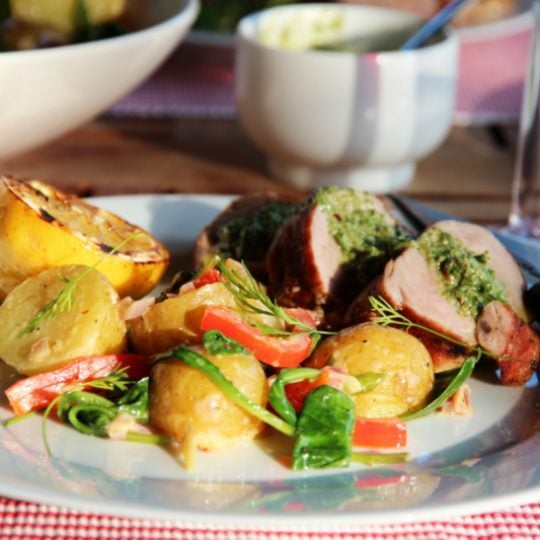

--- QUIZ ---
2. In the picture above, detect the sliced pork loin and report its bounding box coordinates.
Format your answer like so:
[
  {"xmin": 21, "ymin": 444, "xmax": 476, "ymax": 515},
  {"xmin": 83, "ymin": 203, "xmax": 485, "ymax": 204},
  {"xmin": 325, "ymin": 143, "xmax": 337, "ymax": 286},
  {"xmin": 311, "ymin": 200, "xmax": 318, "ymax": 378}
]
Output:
[
  {"xmin": 266, "ymin": 204, "xmax": 347, "ymax": 309},
  {"xmin": 476, "ymin": 301, "xmax": 540, "ymax": 386},
  {"xmin": 266, "ymin": 187, "xmax": 408, "ymax": 311},
  {"xmin": 194, "ymin": 192, "xmax": 300, "ymax": 280},
  {"xmin": 346, "ymin": 220, "xmax": 539, "ymax": 383},
  {"xmin": 345, "ymin": 245, "xmax": 477, "ymax": 372}
]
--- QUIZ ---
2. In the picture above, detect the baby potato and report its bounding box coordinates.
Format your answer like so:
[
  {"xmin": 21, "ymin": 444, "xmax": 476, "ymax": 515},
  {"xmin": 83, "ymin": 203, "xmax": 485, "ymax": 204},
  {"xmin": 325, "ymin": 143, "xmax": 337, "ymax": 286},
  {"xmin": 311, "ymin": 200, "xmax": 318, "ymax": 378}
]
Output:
[
  {"xmin": 128, "ymin": 282, "xmax": 237, "ymax": 355},
  {"xmin": 149, "ymin": 346, "xmax": 267, "ymax": 466},
  {"xmin": 308, "ymin": 323, "xmax": 434, "ymax": 418},
  {"xmin": 0, "ymin": 264, "xmax": 126, "ymax": 375}
]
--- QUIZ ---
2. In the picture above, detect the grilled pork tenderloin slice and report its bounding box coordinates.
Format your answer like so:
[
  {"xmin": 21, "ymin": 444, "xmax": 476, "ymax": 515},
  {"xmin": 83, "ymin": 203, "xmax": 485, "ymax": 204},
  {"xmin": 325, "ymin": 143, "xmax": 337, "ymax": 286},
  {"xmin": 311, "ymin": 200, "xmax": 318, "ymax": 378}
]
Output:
[
  {"xmin": 345, "ymin": 246, "xmax": 476, "ymax": 372},
  {"xmin": 266, "ymin": 186, "xmax": 410, "ymax": 311},
  {"xmin": 194, "ymin": 192, "xmax": 300, "ymax": 280},
  {"xmin": 346, "ymin": 220, "xmax": 538, "ymax": 380}
]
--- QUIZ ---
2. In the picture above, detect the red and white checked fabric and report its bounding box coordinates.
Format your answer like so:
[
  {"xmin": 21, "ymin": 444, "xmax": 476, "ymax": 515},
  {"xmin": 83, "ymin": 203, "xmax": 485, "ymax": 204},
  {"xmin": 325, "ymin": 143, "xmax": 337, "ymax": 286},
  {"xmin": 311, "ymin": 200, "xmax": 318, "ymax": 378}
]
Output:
[
  {"xmin": 109, "ymin": 29, "xmax": 531, "ymax": 126},
  {"xmin": 1, "ymin": 498, "xmax": 540, "ymax": 540}
]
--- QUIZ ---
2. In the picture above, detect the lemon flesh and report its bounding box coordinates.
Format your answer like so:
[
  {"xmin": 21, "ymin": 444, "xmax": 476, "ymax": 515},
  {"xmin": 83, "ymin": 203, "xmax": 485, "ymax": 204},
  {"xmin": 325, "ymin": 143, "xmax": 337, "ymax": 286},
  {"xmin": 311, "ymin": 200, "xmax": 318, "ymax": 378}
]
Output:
[{"xmin": 0, "ymin": 176, "xmax": 169, "ymax": 301}]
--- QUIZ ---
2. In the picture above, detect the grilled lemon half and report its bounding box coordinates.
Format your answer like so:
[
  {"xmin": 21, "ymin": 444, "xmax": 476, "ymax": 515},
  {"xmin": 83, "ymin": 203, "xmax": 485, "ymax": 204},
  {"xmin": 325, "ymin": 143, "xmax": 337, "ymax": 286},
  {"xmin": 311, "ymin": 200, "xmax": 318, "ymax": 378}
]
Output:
[{"xmin": 0, "ymin": 176, "xmax": 169, "ymax": 301}]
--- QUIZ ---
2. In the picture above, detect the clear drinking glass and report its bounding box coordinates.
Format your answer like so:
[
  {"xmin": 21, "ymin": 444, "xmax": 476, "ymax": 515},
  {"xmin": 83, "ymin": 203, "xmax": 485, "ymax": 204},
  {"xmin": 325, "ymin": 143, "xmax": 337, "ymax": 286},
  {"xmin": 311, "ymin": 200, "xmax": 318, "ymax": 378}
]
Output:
[{"xmin": 507, "ymin": 0, "xmax": 540, "ymax": 237}]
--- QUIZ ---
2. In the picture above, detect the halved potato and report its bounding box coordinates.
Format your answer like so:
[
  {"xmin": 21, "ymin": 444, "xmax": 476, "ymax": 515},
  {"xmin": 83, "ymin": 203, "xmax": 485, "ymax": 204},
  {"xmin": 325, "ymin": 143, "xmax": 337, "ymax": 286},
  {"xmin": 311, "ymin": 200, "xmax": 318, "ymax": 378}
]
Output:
[
  {"xmin": 128, "ymin": 281, "xmax": 238, "ymax": 355},
  {"xmin": 149, "ymin": 346, "xmax": 268, "ymax": 467},
  {"xmin": 308, "ymin": 323, "xmax": 434, "ymax": 418},
  {"xmin": 0, "ymin": 264, "xmax": 126, "ymax": 375},
  {"xmin": 0, "ymin": 176, "xmax": 169, "ymax": 300}
]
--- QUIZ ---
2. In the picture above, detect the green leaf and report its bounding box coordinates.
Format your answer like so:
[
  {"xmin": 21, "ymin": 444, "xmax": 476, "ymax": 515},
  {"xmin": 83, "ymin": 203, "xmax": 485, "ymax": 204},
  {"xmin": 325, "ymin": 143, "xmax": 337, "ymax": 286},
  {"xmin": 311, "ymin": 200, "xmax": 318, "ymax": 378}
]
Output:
[
  {"xmin": 203, "ymin": 330, "xmax": 248, "ymax": 356},
  {"xmin": 400, "ymin": 354, "xmax": 478, "ymax": 421},
  {"xmin": 116, "ymin": 378, "xmax": 149, "ymax": 422},
  {"xmin": 353, "ymin": 372, "xmax": 385, "ymax": 394},
  {"xmin": 292, "ymin": 386, "xmax": 355, "ymax": 470},
  {"xmin": 268, "ymin": 367, "xmax": 320, "ymax": 426}
]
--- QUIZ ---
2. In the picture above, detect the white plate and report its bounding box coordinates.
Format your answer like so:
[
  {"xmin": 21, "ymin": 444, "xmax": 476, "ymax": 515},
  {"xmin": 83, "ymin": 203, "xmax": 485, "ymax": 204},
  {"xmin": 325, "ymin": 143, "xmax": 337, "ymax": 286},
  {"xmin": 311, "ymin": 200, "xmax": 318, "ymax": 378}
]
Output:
[{"xmin": 0, "ymin": 193, "xmax": 539, "ymax": 533}]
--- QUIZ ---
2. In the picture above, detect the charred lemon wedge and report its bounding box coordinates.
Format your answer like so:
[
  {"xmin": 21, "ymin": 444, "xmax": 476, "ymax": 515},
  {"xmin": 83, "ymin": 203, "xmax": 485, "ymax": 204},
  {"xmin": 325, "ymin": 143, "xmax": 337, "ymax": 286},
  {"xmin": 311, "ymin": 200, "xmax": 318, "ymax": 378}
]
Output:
[{"xmin": 0, "ymin": 176, "xmax": 169, "ymax": 301}]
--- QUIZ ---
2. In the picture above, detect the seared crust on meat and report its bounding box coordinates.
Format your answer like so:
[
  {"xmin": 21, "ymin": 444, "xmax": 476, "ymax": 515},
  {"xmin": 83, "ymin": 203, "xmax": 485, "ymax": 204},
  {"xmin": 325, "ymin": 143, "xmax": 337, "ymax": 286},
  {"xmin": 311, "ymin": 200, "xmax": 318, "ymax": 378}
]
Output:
[
  {"xmin": 476, "ymin": 301, "xmax": 540, "ymax": 386},
  {"xmin": 267, "ymin": 205, "xmax": 347, "ymax": 309}
]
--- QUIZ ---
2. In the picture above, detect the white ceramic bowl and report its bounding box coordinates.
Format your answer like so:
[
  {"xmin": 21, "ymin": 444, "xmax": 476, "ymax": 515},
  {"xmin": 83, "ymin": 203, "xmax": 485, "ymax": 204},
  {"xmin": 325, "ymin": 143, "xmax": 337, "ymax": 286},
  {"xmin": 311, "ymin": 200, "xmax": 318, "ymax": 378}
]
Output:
[
  {"xmin": 0, "ymin": 0, "xmax": 199, "ymax": 159},
  {"xmin": 235, "ymin": 4, "xmax": 459, "ymax": 193}
]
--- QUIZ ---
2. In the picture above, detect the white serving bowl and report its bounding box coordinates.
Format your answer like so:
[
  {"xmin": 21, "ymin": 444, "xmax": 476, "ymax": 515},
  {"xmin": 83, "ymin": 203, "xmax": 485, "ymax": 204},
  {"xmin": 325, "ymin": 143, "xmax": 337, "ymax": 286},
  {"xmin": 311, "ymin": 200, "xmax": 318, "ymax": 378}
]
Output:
[
  {"xmin": 235, "ymin": 3, "xmax": 458, "ymax": 193},
  {"xmin": 0, "ymin": 0, "xmax": 199, "ymax": 159}
]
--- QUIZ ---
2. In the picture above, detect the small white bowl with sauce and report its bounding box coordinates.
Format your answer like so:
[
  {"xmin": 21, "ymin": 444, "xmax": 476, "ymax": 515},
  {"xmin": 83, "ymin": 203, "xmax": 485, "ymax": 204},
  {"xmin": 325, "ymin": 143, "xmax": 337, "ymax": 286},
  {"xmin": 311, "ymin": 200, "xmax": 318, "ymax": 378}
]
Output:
[{"xmin": 235, "ymin": 3, "xmax": 458, "ymax": 193}]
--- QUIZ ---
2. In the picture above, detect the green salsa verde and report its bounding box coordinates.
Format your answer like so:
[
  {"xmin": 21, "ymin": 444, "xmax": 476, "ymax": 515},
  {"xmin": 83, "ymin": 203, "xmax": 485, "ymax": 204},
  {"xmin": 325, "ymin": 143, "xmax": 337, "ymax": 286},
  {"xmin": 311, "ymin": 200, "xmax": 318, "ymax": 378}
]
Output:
[
  {"xmin": 417, "ymin": 227, "xmax": 506, "ymax": 317},
  {"xmin": 311, "ymin": 186, "xmax": 410, "ymax": 287},
  {"xmin": 216, "ymin": 200, "xmax": 299, "ymax": 262}
]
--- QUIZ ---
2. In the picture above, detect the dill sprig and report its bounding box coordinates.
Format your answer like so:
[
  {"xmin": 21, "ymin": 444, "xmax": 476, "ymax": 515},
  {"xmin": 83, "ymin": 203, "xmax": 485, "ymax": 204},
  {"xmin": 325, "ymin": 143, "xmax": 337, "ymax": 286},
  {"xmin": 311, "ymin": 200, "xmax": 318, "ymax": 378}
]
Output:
[
  {"xmin": 369, "ymin": 295, "xmax": 475, "ymax": 350},
  {"xmin": 217, "ymin": 259, "xmax": 333, "ymax": 338},
  {"xmin": 19, "ymin": 231, "xmax": 142, "ymax": 337}
]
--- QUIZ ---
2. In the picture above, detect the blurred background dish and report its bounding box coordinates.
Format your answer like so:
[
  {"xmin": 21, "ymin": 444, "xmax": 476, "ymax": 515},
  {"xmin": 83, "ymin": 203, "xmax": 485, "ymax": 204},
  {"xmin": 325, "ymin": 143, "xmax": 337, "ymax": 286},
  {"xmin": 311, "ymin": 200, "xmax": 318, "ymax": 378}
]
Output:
[
  {"xmin": 0, "ymin": 0, "xmax": 199, "ymax": 159},
  {"xmin": 192, "ymin": 0, "xmax": 532, "ymax": 37},
  {"xmin": 235, "ymin": 3, "xmax": 458, "ymax": 192}
]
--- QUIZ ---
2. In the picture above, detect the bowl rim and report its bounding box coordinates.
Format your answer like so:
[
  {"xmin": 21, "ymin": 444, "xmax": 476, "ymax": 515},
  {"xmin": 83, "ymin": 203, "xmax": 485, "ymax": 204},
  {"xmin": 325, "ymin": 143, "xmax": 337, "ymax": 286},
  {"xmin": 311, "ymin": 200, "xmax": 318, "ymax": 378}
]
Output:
[
  {"xmin": 236, "ymin": 2, "xmax": 458, "ymax": 57},
  {"xmin": 0, "ymin": 0, "xmax": 200, "ymax": 57}
]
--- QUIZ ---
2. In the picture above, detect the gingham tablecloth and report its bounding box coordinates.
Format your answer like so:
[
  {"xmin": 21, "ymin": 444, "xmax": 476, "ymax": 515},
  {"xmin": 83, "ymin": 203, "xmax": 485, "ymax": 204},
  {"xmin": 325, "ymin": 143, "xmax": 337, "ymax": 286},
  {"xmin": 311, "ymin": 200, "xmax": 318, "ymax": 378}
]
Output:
[
  {"xmin": 2, "ymin": 497, "xmax": 540, "ymax": 539},
  {"xmin": 110, "ymin": 28, "xmax": 531, "ymax": 126}
]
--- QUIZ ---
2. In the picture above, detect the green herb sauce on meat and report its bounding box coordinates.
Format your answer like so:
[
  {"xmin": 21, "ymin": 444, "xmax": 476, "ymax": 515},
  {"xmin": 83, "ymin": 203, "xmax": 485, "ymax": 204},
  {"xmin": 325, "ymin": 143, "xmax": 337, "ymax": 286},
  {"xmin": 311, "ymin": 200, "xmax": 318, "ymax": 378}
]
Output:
[
  {"xmin": 418, "ymin": 227, "xmax": 506, "ymax": 317},
  {"xmin": 311, "ymin": 186, "xmax": 410, "ymax": 287},
  {"xmin": 216, "ymin": 201, "xmax": 299, "ymax": 262}
]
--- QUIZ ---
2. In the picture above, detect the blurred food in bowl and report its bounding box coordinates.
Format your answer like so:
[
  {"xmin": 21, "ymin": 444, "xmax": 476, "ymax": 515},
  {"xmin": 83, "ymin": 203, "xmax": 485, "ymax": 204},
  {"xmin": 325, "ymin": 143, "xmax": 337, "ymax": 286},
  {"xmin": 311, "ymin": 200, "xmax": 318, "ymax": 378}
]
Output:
[
  {"xmin": 0, "ymin": 0, "xmax": 201, "ymax": 51},
  {"xmin": 1, "ymin": 0, "xmax": 127, "ymax": 50},
  {"xmin": 194, "ymin": 0, "xmax": 307, "ymax": 33},
  {"xmin": 341, "ymin": 0, "xmax": 520, "ymax": 27},
  {"xmin": 0, "ymin": 0, "xmax": 199, "ymax": 159}
]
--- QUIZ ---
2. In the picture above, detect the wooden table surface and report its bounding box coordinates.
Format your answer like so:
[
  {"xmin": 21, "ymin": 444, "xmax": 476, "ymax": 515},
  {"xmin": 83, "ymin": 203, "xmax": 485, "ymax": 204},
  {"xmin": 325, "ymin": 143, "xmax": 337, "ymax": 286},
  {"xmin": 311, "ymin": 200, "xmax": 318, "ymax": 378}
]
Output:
[{"xmin": 0, "ymin": 115, "xmax": 517, "ymax": 226}]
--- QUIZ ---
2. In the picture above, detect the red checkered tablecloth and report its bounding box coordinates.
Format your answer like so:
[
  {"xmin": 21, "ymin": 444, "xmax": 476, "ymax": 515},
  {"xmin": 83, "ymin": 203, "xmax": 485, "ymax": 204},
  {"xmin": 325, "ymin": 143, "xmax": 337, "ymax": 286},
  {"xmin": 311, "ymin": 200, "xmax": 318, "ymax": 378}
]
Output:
[{"xmin": 2, "ymin": 497, "xmax": 540, "ymax": 539}]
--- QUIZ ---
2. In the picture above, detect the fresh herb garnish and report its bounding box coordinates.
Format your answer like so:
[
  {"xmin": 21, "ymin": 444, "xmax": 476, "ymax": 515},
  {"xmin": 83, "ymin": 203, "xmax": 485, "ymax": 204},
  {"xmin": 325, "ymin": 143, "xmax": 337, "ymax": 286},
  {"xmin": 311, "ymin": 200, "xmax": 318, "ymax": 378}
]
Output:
[
  {"xmin": 369, "ymin": 295, "xmax": 473, "ymax": 349},
  {"xmin": 39, "ymin": 369, "xmax": 151, "ymax": 454},
  {"xmin": 217, "ymin": 259, "xmax": 331, "ymax": 338},
  {"xmin": 19, "ymin": 231, "xmax": 141, "ymax": 337}
]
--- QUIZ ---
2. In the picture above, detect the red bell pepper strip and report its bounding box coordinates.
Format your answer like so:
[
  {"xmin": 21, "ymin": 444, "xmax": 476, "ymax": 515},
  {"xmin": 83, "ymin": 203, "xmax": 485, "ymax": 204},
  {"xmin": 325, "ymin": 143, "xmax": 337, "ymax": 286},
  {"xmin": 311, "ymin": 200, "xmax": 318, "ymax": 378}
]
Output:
[
  {"xmin": 352, "ymin": 417, "xmax": 408, "ymax": 449},
  {"xmin": 284, "ymin": 368, "xmax": 332, "ymax": 412},
  {"xmin": 5, "ymin": 354, "xmax": 148, "ymax": 416},
  {"xmin": 192, "ymin": 268, "xmax": 221, "ymax": 289},
  {"xmin": 199, "ymin": 305, "xmax": 314, "ymax": 368}
]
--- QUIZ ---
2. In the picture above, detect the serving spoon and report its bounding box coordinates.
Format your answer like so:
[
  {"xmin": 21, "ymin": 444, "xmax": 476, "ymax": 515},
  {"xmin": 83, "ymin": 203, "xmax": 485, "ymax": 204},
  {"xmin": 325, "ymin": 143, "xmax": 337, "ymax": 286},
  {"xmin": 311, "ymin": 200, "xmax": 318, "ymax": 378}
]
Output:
[{"xmin": 400, "ymin": 0, "xmax": 471, "ymax": 50}]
